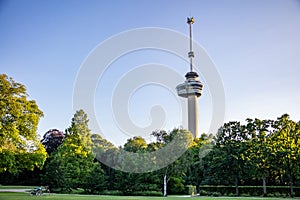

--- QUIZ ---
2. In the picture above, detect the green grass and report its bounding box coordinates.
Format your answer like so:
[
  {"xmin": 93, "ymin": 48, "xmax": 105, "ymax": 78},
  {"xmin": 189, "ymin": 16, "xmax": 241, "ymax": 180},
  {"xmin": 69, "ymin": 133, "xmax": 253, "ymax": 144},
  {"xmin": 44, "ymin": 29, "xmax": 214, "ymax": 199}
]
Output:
[{"xmin": 0, "ymin": 192, "xmax": 300, "ymax": 200}]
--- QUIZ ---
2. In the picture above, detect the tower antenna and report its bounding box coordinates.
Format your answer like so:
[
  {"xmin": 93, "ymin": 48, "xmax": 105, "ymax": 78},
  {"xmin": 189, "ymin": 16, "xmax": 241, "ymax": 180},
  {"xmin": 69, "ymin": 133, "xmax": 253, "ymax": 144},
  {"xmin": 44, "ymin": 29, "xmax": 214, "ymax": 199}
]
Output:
[{"xmin": 187, "ymin": 17, "xmax": 195, "ymax": 72}]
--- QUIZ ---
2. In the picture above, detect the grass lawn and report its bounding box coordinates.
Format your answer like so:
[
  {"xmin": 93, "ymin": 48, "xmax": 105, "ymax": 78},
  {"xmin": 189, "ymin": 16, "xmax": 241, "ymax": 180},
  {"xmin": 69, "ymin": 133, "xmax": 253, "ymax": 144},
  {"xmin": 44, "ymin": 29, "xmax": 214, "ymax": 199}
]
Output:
[{"xmin": 0, "ymin": 192, "xmax": 300, "ymax": 200}]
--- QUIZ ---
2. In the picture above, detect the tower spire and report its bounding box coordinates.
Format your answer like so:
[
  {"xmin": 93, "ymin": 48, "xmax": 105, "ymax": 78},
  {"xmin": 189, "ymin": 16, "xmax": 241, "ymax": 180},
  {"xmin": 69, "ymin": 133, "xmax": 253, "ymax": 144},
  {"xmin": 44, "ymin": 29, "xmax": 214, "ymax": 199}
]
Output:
[{"xmin": 187, "ymin": 17, "xmax": 194, "ymax": 72}]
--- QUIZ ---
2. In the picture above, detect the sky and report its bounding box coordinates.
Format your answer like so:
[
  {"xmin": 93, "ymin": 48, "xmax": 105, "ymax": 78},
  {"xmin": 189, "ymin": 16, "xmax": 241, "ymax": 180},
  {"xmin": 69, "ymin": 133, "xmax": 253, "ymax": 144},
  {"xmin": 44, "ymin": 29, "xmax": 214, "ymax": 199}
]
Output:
[{"xmin": 1, "ymin": 0, "xmax": 300, "ymax": 146}]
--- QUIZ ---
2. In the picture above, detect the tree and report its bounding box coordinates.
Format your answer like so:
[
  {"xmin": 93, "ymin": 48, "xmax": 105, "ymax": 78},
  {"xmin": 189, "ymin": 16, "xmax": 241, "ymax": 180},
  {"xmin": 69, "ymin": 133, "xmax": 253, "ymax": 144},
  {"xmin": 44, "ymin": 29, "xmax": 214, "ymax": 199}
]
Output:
[
  {"xmin": 272, "ymin": 114, "xmax": 300, "ymax": 197},
  {"xmin": 214, "ymin": 121, "xmax": 250, "ymax": 196},
  {"xmin": 41, "ymin": 129, "xmax": 65, "ymax": 155},
  {"xmin": 0, "ymin": 74, "xmax": 46, "ymax": 173},
  {"xmin": 42, "ymin": 110, "xmax": 97, "ymax": 192},
  {"xmin": 245, "ymin": 118, "xmax": 275, "ymax": 196},
  {"xmin": 151, "ymin": 128, "xmax": 193, "ymax": 196},
  {"xmin": 65, "ymin": 109, "xmax": 92, "ymax": 150},
  {"xmin": 123, "ymin": 136, "xmax": 147, "ymax": 153},
  {"xmin": 202, "ymin": 145, "xmax": 230, "ymax": 185},
  {"xmin": 185, "ymin": 134, "xmax": 214, "ymax": 191},
  {"xmin": 91, "ymin": 133, "xmax": 120, "ymax": 185},
  {"xmin": 43, "ymin": 130, "xmax": 95, "ymax": 191},
  {"xmin": 82, "ymin": 162, "xmax": 107, "ymax": 194}
]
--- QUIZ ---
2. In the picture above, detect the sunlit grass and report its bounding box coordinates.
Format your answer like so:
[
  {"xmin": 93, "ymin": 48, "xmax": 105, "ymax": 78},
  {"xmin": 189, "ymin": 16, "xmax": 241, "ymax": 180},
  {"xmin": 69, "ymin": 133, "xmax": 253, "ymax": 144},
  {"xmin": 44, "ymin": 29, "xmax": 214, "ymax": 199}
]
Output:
[{"xmin": 0, "ymin": 192, "xmax": 300, "ymax": 200}]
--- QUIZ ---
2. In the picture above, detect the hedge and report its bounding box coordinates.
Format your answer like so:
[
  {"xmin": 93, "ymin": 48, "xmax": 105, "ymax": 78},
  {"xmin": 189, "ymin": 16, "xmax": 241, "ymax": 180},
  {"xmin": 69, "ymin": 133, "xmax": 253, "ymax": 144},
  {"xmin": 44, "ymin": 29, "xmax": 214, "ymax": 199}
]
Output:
[{"xmin": 198, "ymin": 185, "xmax": 300, "ymax": 197}]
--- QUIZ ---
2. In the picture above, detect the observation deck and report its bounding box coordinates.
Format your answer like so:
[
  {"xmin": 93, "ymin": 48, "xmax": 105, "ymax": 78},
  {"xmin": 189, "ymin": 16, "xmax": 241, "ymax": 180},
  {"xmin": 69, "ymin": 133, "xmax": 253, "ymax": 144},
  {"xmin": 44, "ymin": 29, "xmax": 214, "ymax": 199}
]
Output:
[{"xmin": 176, "ymin": 73, "xmax": 203, "ymax": 98}]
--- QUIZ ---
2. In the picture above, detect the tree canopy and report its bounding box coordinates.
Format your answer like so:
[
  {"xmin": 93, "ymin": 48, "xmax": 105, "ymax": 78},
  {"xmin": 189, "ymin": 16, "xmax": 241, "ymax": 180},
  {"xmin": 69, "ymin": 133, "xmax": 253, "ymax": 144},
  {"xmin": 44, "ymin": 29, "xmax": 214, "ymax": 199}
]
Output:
[
  {"xmin": 41, "ymin": 129, "xmax": 65, "ymax": 155},
  {"xmin": 0, "ymin": 74, "xmax": 46, "ymax": 173}
]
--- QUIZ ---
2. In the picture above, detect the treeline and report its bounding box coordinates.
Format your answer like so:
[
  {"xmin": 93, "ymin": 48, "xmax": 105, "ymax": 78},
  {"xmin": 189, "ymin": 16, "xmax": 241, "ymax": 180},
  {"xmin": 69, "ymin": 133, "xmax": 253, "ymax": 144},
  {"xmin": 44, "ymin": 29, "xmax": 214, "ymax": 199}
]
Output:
[
  {"xmin": 204, "ymin": 114, "xmax": 300, "ymax": 197},
  {"xmin": 2, "ymin": 109, "xmax": 300, "ymax": 197},
  {"xmin": 1, "ymin": 74, "xmax": 299, "ymax": 197}
]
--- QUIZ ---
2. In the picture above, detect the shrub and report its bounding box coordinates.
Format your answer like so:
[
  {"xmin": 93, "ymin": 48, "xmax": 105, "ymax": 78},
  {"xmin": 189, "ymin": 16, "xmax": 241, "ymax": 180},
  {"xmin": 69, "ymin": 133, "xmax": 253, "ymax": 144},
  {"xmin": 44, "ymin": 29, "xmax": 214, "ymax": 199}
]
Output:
[
  {"xmin": 240, "ymin": 193, "xmax": 251, "ymax": 197},
  {"xmin": 185, "ymin": 185, "xmax": 196, "ymax": 195},
  {"xmin": 100, "ymin": 190, "xmax": 123, "ymax": 195},
  {"xmin": 200, "ymin": 190, "xmax": 208, "ymax": 196},
  {"xmin": 132, "ymin": 191, "xmax": 162, "ymax": 196},
  {"xmin": 199, "ymin": 185, "xmax": 300, "ymax": 197},
  {"xmin": 212, "ymin": 192, "xmax": 221, "ymax": 197},
  {"xmin": 268, "ymin": 193, "xmax": 275, "ymax": 197},
  {"xmin": 168, "ymin": 177, "xmax": 185, "ymax": 194},
  {"xmin": 228, "ymin": 192, "xmax": 235, "ymax": 197},
  {"xmin": 252, "ymin": 191, "xmax": 258, "ymax": 196}
]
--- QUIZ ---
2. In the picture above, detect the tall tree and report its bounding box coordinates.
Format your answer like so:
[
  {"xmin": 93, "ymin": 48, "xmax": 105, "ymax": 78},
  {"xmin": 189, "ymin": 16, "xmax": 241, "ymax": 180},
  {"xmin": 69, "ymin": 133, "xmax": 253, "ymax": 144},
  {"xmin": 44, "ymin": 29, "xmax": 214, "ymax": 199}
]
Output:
[
  {"xmin": 152, "ymin": 128, "xmax": 193, "ymax": 196},
  {"xmin": 42, "ymin": 110, "xmax": 99, "ymax": 192},
  {"xmin": 83, "ymin": 162, "xmax": 107, "ymax": 194},
  {"xmin": 272, "ymin": 114, "xmax": 300, "ymax": 197},
  {"xmin": 245, "ymin": 118, "xmax": 275, "ymax": 196},
  {"xmin": 65, "ymin": 109, "xmax": 92, "ymax": 150},
  {"xmin": 214, "ymin": 121, "xmax": 250, "ymax": 196},
  {"xmin": 0, "ymin": 74, "xmax": 46, "ymax": 173},
  {"xmin": 185, "ymin": 134, "xmax": 214, "ymax": 191},
  {"xmin": 42, "ymin": 133, "xmax": 94, "ymax": 191}
]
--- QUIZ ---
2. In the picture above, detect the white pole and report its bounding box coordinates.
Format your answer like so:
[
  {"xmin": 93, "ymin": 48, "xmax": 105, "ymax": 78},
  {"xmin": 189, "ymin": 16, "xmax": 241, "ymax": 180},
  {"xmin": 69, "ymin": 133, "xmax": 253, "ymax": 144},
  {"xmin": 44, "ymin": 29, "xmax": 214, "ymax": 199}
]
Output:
[{"xmin": 163, "ymin": 174, "xmax": 167, "ymax": 197}]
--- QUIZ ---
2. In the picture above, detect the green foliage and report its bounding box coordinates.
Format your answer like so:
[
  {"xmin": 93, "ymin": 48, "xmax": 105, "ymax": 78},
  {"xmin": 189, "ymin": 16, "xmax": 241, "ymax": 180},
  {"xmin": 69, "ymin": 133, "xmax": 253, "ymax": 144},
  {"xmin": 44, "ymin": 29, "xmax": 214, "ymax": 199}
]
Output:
[
  {"xmin": 168, "ymin": 177, "xmax": 185, "ymax": 194},
  {"xmin": 43, "ymin": 132, "xmax": 95, "ymax": 191},
  {"xmin": 114, "ymin": 170, "xmax": 161, "ymax": 195},
  {"xmin": 212, "ymin": 191, "xmax": 221, "ymax": 196},
  {"xmin": 185, "ymin": 185, "xmax": 196, "ymax": 195},
  {"xmin": 202, "ymin": 114, "xmax": 300, "ymax": 197},
  {"xmin": 65, "ymin": 109, "xmax": 92, "ymax": 150},
  {"xmin": 0, "ymin": 74, "xmax": 46, "ymax": 174},
  {"xmin": 131, "ymin": 191, "xmax": 162, "ymax": 196},
  {"xmin": 197, "ymin": 185, "xmax": 300, "ymax": 197},
  {"xmin": 123, "ymin": 136, "xmax": 147, "ymax": 153},
  {"xmin": 200, "ymin": 189, "xmax": 209, "ymax": 196},
  {"xmin": 41, "ymin": 129, "xmax": 65, "ymax": 155},
  {"xmin": 100, "ymin": 190, "xmax": 123, "ymax": 195},
  {"xmin": 184, "ymin": 134, "xmax": 214, "ymax": 188},
  {"xmin": 4, "ymin": 107, "xmax": 298, "ymax": 197},
  {"xmin": 83, "ymin": 162, "xmax": 106, "ymax": 194},
  {"xmin": 42, "ymin": 110, "xmax": 99, "ymax": 192}
]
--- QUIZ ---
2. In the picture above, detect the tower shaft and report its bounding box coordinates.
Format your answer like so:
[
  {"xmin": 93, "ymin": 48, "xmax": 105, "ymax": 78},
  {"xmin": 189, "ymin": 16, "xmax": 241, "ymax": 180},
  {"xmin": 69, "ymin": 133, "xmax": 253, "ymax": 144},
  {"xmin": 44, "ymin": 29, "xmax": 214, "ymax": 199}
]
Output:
[{"xmin": 188, "ymin": 95, "xmax": 199, "ymax": 138}]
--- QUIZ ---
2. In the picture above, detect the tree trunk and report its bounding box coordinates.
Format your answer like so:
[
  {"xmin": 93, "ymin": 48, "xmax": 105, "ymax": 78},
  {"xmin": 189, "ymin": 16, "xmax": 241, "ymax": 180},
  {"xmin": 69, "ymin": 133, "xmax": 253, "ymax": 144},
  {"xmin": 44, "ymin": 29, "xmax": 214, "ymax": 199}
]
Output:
[
  {"xmin": 289, "ymin": 172, "xmax": 294, "ymax": 198},
  {"xmin": 163, "ymin": 174, "xmax": 167, "ymax": 197},
  {"xmin": 235, "ymin": 176, "xmax": 239, "ymax": 196},
  {"xmin": 262, "ymin": 175, "xmax": 267, "ymax": 197}
]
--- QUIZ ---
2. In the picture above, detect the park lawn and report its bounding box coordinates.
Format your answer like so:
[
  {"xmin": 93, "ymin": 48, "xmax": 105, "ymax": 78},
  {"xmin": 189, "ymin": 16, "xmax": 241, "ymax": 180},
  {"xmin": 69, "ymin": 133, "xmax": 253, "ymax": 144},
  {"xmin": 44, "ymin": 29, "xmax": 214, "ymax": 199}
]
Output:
[{"xmin": 0, "ymin": 192, "xmax": 300, "ymax": 200}]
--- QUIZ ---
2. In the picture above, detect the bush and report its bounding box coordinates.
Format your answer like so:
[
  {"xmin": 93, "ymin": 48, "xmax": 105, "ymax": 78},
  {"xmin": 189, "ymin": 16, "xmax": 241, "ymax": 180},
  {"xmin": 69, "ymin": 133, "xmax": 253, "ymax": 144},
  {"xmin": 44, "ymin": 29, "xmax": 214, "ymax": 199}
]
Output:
[
  {"xmin": 273, "ymin": 192, "xmax": 281, "ymax": 197},
  {"xmin": 100, "ymin": 190, "xmax": 162, "ymax": 196},
  {"xmin": 228, "ymin": 192, "xmax": 235, "ymax": 197},
  {"xmin": 268, "ymin": 193, "xmax": 275, "ymax": 197},
  {"xmin": 185, "ymin": 185, "xmax": 196, "ymax": 195},
  {"xmin": 132, "ymin": 191, "xmax": 162, "ymax": 196},
  {"xmin": 168, "ymin": 177, "xmax": 185, "ymax": 194},
  {"xmin": 240, "ymin": 193, "xmax": 251, "ymax": 197},
  {"xmin": 100, "ymin": 190, "xmax": 123, "ymax": 195},
  {"xmin": 199, "ymin": 185, "xmax": 300, "ymax": 197},
  {"xmin": 212, "ymin": 192, "xmax": 221, "ymax": 197},
  {"xmin": 200, "ymin": 190, "xmax": 208, "ymax": 196}
]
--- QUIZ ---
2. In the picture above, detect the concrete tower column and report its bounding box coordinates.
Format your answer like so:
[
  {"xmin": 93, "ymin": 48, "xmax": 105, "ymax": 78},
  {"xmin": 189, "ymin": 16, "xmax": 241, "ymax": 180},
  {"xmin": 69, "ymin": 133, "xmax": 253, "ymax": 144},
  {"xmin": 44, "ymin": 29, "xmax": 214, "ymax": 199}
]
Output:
[{"xmin": 188, "ymin": 95, "xmax": 199, "ymax": 138}]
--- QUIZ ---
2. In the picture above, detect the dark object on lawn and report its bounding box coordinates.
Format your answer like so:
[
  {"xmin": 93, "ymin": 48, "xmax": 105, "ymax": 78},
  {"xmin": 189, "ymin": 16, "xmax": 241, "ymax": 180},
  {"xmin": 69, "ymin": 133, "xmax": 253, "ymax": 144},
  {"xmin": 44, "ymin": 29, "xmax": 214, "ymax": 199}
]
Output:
[{"xmin": 30, "ymin": 187, "xmax": 42, "ymax": 195}]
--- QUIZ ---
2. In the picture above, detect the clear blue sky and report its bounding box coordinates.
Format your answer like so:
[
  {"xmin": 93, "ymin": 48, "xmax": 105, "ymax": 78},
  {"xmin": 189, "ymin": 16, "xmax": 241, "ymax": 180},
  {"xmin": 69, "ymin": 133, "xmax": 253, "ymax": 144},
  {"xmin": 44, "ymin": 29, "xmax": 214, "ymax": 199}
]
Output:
[{"xmin": 1, "ymin": 0, "xmax": 300, "ymax": 145}]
